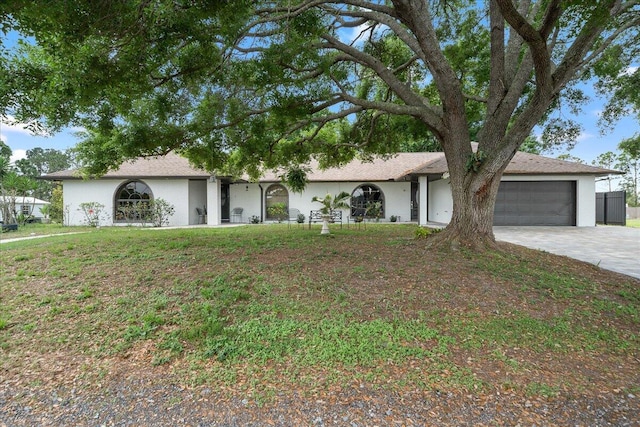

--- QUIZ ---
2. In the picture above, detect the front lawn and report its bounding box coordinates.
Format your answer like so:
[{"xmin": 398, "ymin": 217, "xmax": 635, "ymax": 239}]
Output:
[
  {"xmin": 1, "ymin": 224, "xmax": 638, "ymax": 421},
  {"xmin": 0, "ymin": 222, "xmax": 94, "ymax": 240},
  {"xmin": 627, "ymin": 218, "xmax": 640, "ymax": 228}
]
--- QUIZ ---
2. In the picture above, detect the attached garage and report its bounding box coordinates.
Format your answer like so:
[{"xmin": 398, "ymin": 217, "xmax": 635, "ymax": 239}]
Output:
[{"xmin": 494, "ymin": 181, "xmax": 576, "ymax": 226}]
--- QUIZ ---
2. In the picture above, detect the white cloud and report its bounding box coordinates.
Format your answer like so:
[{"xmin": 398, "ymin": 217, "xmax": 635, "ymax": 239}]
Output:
[
  {"xmin": 621, "ymin": 66, "xmax": 638, "ymax": 76},
  {"xmin": 577, "ymin": 131, "xmax": 594, "ymax": 142},
  {"xmin": 10, "ymin": 149, "xmax": 27, "ymax": 164},
  {"xmin": 1, "ymin": 116, "xmax": 34, "ymax": 135}
]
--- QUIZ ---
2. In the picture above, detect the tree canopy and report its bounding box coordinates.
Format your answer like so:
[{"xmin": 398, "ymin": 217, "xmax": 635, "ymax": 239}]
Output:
[
  {"xmin": 1, "ymin": 0, "xmax": 639, "ymax": 246},
  {"xmin": 617, "ymin": 135, "xmax": 640, "ymax": 206}
]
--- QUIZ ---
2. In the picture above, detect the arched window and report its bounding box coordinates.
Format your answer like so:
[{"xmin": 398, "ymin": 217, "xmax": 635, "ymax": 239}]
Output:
[
  {"xmin": 351, "ymin": 184, "xmax": 385, "ymax": 219},
  {"xmin": 265, "ymin": 184, "xmax": 289, "ymax": 221},
  {"xmin": 114, "ymin": 180, "xmax": 153, "ymax": 222}
]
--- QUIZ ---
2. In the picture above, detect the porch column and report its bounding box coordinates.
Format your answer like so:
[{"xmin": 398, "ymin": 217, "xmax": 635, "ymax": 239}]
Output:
[
  {"xmin": 207, "ymin": 177, "xmax": 221, "ymax": 225},
  {"xmin": 419, "ymin": 175, "xmax": 428, "ymax": 226}
]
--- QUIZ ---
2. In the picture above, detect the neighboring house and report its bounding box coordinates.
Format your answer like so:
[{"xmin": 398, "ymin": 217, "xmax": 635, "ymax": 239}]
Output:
[
  {"xmin": 41, "ymin": 150, "xmax": 617, "ymax": 227},
  {"xmin": 0, "ymin": 196, "xmax": 51, "ymax": 222}
]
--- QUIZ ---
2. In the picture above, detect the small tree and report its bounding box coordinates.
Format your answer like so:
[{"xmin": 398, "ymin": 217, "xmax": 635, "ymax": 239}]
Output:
[
  {"xmin": 592, "ymin": 152, "xmax": 618, "ymax": 192},
  {"xmin": 39, "ymin": 205, "xmax": 51, "ymax": 223},
  {"xmin": 617, "ymin": 136, "xmax": 640, "ymax": 207},
  {"xmin": 0, "ymin": 171, "xmax": 20, "ymax": 224},
  {"xmin": 49, "ymin": 185, "xmax": 64, "ymax": 223},
  {"xmin": 147, "ymin": 198, "xmax": 175, "ymax": 227}
]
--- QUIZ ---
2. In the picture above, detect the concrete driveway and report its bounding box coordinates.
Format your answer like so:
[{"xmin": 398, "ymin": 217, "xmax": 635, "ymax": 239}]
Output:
[{"xmin": 494, "ymin": 226, "xmax": 640, "ymax": 280}]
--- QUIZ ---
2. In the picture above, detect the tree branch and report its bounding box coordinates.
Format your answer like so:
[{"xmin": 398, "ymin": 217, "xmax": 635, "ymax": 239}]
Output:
[
  {"xmin": 320, "ymin": 33, "xmax": 444, "ymax": 131},
  {"xmin": 487, "ymin": 0, "xmax": 506, "ymax": 118}
]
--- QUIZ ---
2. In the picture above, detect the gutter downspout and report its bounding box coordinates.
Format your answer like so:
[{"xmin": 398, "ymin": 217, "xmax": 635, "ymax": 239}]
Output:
[{"xmin": 259, "ymin": 184, "xmax": 264, "ymax": 223}]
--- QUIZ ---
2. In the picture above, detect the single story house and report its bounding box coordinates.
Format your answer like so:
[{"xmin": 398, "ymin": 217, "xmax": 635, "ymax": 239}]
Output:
[
  {"xmin": 42, "ymin": 150, "xmax": 617, "ymax": 227},
  {"xmin": 0, "ymin": 196, "xmax": 51, "ymax": 222}
]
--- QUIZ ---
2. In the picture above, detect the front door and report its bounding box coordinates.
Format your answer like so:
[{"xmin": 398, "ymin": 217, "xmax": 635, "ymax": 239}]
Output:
[
  {"xmin": 411, "ymin": 181, "xmax": 419, "ymax": 221},
  {"xmin": 221, "ymin": 183, "xmax": 230, "ymax": 222}
]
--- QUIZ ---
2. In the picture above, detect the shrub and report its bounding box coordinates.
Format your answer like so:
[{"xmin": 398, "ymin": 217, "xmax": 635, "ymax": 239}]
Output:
[
  {"xmin": 296, "ymin": 213, "xmax": 305, "ymax": 224},
  {"xmin": 267, "ymin": 202, "xmax": 288, "ymax": 222},
  {"xmin": 366, "ymin": 201, "xmax": 382, "ymax": 221},
  {"xmin": 415, "ymin": 226, "xmax": 442, "ymax": 239},
  {"xmin": 78, "ymin": 202, "xmax": 106, "ymax": 227},
  {"xmin": 147, "ymin": 198, "xmax": 176, "ymax": 227},
  {"xmin": 50, "ymin": 185, "xmax": 64, "ymax": 223}
]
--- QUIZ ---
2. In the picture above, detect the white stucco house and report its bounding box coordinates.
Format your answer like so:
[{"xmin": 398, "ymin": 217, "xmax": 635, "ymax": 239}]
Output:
[
  {"xmin": 0, "ymin": 196, "xmax": 51, "ymax": 222},
  {"xmin": 42, "ymin": 150, "xmax": 616, "ymax": 227}
]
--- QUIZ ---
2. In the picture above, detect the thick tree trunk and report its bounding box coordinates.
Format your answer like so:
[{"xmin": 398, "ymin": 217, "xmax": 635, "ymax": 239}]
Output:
[{"xmin": 429, "ymin": 167, "xmax": 504, "ymax": 251}]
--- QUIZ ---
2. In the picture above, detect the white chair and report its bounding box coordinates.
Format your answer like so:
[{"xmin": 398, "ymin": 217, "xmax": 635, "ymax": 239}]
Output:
[
  {"xmin": 231, "ymin": 207, "xmax": 243, "ymax": 223},
  {"xmin": 288, "ymin": 208, "xmax": 301, "ymax": 228},
  {"xmin": 195, "ymin": 207, "xmax": 206, "ymax": 224}
]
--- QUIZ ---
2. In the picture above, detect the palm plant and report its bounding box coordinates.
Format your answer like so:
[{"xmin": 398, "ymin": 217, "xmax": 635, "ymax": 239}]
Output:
[
  {"xmin": 311, "ymin": 191, "xmax": 351, "ymax": 215},
  {"xmin": 311, "ymin": 191, "xmax": 351, "ymax": 234}
]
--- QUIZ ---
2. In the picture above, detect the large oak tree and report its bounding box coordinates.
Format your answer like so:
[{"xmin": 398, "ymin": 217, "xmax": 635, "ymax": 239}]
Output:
[{"xmin": 1, "ymin": 0, "xmax": 639, "ymax": 247}]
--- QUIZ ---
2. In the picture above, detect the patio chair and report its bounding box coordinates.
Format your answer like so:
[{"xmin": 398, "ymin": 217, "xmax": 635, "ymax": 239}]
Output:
[
  {"xmin": 231, "ymin": 207, "xmax": 243, "ymax": 223},
  {"xmin": 195, "ymin": 207, "xmax": 206, "ymax": 224},
  {"xmin": 287, "ymin": 208, "xmax": 301, "ymax": 228}
]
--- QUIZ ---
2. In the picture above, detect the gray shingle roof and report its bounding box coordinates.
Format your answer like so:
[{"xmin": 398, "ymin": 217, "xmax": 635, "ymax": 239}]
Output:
[
  {"xmin": 412, "ymin": 150, "xmax": 620, "ymax": 175},
  {"xmin": 42, "ymin": 152, "xmax": 209, "ymax": 180},
  {"xmin": 42, "ymin": 150, "xmax": 619, "ymax": 181},
  {"xmin": 258, "ymin": 153, "xmax": 444, "ymax": 182}
]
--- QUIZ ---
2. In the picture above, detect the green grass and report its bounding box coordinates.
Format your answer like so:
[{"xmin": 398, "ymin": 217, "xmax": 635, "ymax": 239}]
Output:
[
  {"xmin": 1, "ymin": 224, "xmax": 638, "ymax": 398},
  {"xmin": 0, "ymin": 222, "xmax": 94, "ymax": 240},
  {"xmin": 627, "ymin": 218, "xmax": 640, "ymax": 228}
]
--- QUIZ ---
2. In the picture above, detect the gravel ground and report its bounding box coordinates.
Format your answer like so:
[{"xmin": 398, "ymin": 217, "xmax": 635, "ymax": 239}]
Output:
[{"xmin": 1, "ymin": 378, "xmax": 638, "ymax": 426}]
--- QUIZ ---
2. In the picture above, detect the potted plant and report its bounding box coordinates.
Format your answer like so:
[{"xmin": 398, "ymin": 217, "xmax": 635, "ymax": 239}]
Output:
[{"xmin": 311, "ymin": 191, "xmax": 350, "ymax": 235}]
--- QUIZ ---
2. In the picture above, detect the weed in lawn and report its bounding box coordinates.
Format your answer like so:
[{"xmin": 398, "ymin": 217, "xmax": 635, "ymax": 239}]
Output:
[
  {"xmin": 158, "ymin": 333, "xmax": 184, "ymax": 354},
  {"xmin": 592, "ymin": 298, "xmax": 639, "ymax": 322},
  {"xmin": 77, "ymin": 286, "xmax": 93, "ymax": 300},
  {"xmin": 152, "ymin": 355, "xmax": 173, "ymax": 366},
  {"xmin": 152, "ymin": 293, "xmax": 170, "ymax": 310},
  {"xmin": 38, "ymin": 296, "xmax": 54, "ymax": 306},
  {"xmin": 180, "ymin": 301, "xmax": 226, "ymax": 343},
  {"xmin": 122, "ymin": 324, "xmax": 154, "ymax": 343},
  {"xmin": 526, "ymin": 382, "xmax": 560, "ymax": 398},
  {"xmin": 618, "ymin": 288, "xmax": 640, "ymax": 304},
  {"xmin": 490, "ymin": 349, "xmax": 521, "ymax": 371}
]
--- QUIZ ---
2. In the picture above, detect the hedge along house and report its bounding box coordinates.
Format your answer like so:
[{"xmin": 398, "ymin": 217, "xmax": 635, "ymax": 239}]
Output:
[{"xmin": 42, "ymin": 150, "xmax": 617, "ymax": 227}]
